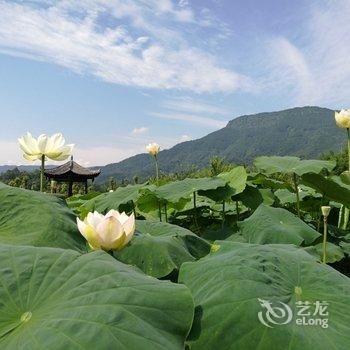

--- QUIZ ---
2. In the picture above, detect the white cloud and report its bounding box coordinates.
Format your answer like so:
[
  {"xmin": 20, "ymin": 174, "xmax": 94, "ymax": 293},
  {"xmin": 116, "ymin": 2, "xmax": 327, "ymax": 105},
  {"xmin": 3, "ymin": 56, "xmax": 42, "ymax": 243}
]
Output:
[
  {"xmin": 179, "ymin": 134, "xmax": 192, "ymax": 142},
  {"xmin": 73, "ymin": 145, "xmax": 139, "ymax": 166},
  {"xmin": 0, "ymin": 0, "xmax": 251, "ymax": 93},
  {"xmin": 264, "ymin": 37, "xmax": 316, "ymax": 104},
  {"xmin": 150, "ymin": 111, "xmax": 227, "ymax": 128},
  {"xmin": 131, "ymin": 126, "xmax": 149, "ymax": 135},
  {"xmin": 162, "ymin": 97, "xmax": 230, "ymax": 116},
  {"xmin": 261, "ymin": 1, "xmax": 350, "ymax": 106}
]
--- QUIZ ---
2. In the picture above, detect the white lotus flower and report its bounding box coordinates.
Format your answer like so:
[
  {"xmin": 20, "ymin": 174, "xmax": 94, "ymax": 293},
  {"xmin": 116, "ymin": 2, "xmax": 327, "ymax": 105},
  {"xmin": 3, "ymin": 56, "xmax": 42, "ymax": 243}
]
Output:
[
  {"xmin": 77, "ymin": 210, "xmax": 135, "ymax": 251},
  {"xmin": 18, "ymin": 132, "xmax": 74, "ymax": 161},
  {"xmin": 146, "ymin": 142, "xmax": 160, "ymax": 156},
  {"xmin": 335, "ymin": 109, "xmax": 350, "ymax": 128}
]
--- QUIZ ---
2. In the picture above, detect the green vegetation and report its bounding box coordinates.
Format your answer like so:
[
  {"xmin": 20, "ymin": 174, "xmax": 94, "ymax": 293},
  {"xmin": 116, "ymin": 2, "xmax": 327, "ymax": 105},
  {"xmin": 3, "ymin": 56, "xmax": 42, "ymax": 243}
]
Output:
[
  {"xmin": 1, "ymin": 106, "xmax": 350, "ymax": 349},
  {"xmin": 1, "ymin": 151, "xmax": 350, "ymax": 349}
]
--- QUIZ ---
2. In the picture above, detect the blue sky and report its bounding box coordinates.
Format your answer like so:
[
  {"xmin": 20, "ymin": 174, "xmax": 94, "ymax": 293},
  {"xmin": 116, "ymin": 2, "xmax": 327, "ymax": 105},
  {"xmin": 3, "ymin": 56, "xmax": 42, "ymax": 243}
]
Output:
[{"xmin": 0, "ymin": 0, "xmax": 349, "ymax": 165}]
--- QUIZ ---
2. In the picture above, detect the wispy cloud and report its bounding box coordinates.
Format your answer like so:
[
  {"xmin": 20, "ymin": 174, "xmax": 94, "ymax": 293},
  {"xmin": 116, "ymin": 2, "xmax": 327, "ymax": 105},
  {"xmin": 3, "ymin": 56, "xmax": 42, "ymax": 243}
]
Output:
[
  {"xmin": 0, "ymin": 0, "xmax": 251, "ymax": 93},
  {"xmin": 131, "ymin": 126, "xmax": 149, "ymax": 135},
  {"xmin": 263, "ymin": 37, "xmax": 316, "ymax": 104},
  {"xmin": 150, "ymin": 111, "xmax": 227, "ymax": 128},
  {"xmin": 260, "ymin": 0, "xmax": 350, "ymax": 107},
  {"xmin": 179, "ymin": 134, "xmax": 192, "ymax": 142},
  {"xmin": 162, "ymin": 97, "xmax": 230, "ymax": 116}
]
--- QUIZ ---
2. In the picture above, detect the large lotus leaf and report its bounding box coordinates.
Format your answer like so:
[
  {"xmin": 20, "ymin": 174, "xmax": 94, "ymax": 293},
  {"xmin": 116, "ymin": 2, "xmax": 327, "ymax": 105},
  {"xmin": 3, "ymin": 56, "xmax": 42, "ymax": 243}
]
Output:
[
  {"xmin": 210, "ymin": 202, "xmax": 249, "ymax": 216},
  {"xmin": 301, "ymin": 173, "xmax": 350, "ymax": 208},
  {"xmin": 143, "ymin": 177, "xmax": 226, "ymax": 204},
  {"xmin": 219, "ymin": 166, "xmax": 247, "ymax": 191},
  {"xmin": 0, "ymin": 244, "xmax": 194, "ymax": 349},
  {"xmin": 199, "ymin": 166, "xmax": 247, "ymax": 202},
  {"xmin": 81, "ymin": 184, "xmax": 144, "ymax": 215},
  {"xmin": 239, "ymin": 204, "xmax": 320, "ymax": 245},
  {"xmin": 66, "ymin": 192, "xmax": 101, "ymax": 208},
  {"xmin": 201, "ymin": 226, "xmax": 238, "ymax": 241},
  {"xmin": 174, "ymin": 195, "xmax": 212, "ymax": 216},
  {"xmin": 114, "ymin": 221, "xmax": 211, "ymax": 278},
  {"xmin": 0, "ymin": 184, "xmax": 85, "ymax": 251},
  {"xmin": 137, "ymin": 185, "xmax": 189, "ymax": 213},
  {"xmin": 275, "ymin": 185, "xmax": 320, "ymax": 205},
  {"xmin": 340, "ymin": 241, "xmax": 350, "ymax": 256},
  {"xmin": 179, "ymin": 241, "xmax": 350, "ymax": 350},
  {"xmin": 234, "ymin": 185, "xmax": 275, "ymax": 210},
  {"xmin": 248, "ymin": 173, "xmax": 290, "ymax": 190},
  {"xmin": 275, "ymin": 189, "xmax": 302, "ymax": 205},
  {"xmin": 254, "ymin": 156, "xmax": 335, "ymax": 176},
  {"xmin": 305, "ymin": 242, "xmax": 345, "ymax": 263}
]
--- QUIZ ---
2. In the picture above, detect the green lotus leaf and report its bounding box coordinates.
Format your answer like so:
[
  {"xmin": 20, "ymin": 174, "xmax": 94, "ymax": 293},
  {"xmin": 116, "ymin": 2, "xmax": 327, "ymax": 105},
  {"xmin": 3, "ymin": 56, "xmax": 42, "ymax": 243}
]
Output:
[
  {"xmin": 0, "ymin": 184, "xmax": 85, "ymax": 251},
  {"xmin": 137, "ymin": 185, "xmax": 190, "ymax": 214},
  {"xmin": 305, "ymin": 242, "xmax": 345, "ymax": 263},
  {"xmin": 239, "ymin": 204, "xmax": 320, "ymax": 245},
  {"xmin": 254, "ymin": 156, "xmax": 335, "ymax": 176},
  {"xmin": 0, "ymin": 244, "xmax": 194, "ymax": 349},
  {"xmin": 82, "ymin": 184, "xmax": 144, "ymax": 215},
  {"xmin": 113, "ymin": 221, "xmax": 210, "ymax": 278},
  {"xmin": 234, "ymin": 185, "xmax": 275, "ymax": 210},
  {"xmin": 66, "ymin": 192, "xmax": 101, "ymax": 208},
  {"xmin": 137, "ymin": 178, "xmax": 226, "ymax": 213},
  {"xmin": 179, "ymin": 241, "xmax": 350, "ymax": 350},
  {"xmin": 340, "ymin": 241, "xmax": 350, "ymax": 256},
  {"xmin": 301, "ymin": 173, "xmax": 350, "ymax": 208},
  {"xmin": 199, "ymin": 166, "xmax": 247, "ymax": 201},
  {"xmin": 143, "ymin": 178, "xmax": 226, "ymax": 203},
  {"xmin": 248, "ymin": 173, "xmax": 290, "ymax": 190}
]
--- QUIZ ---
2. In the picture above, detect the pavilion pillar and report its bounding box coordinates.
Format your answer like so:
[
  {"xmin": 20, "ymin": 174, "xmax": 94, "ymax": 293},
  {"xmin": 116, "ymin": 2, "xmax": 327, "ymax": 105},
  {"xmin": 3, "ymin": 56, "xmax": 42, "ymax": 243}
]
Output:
[
  {"xmin": 68, "ymin": 181, "xmax": 73, "ymax": 197},
  {"xmin": 85, "ymin": 181, "xmax": 88, "ymax": 194}
]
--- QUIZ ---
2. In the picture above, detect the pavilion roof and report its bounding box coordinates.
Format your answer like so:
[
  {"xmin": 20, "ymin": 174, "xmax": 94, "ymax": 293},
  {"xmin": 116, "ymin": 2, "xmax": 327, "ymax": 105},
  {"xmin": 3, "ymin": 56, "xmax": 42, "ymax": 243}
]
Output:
[{"xmin": 44, "ymin": 159, "xmax": 100, "ymax": 180}]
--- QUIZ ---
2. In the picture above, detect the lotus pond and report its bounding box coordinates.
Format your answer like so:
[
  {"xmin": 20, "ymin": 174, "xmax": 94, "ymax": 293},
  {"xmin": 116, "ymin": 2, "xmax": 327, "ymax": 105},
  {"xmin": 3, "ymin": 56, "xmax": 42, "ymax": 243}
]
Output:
[{"xmin": 1, "ymin": 155, "xmax": 350, "ymax": 349}]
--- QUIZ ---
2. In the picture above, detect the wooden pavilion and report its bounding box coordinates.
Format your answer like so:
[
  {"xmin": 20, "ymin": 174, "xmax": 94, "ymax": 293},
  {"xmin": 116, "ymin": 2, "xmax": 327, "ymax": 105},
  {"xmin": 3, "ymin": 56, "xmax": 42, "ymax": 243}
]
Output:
[{"xmin": 44, "ymin": 156, "xmax": 101, "ymax": 196}]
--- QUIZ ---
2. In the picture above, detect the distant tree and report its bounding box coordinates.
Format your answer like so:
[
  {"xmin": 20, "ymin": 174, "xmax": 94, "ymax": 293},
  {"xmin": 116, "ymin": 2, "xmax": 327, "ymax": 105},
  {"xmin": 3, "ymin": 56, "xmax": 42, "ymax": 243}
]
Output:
[
  {"xmin": 107, "ymin": 177, "xmax": 117, "ymax": 191},
  {"xmin": 133, "ymin": 175, "xmax": 139, "ymax": 184},
  {"xmin": 209, "ymin": 156, "xmax": 233, "ymax": 176},
  {"xmin": 321, "ymin": 148, "xmax": 347, "ymax": 175}
]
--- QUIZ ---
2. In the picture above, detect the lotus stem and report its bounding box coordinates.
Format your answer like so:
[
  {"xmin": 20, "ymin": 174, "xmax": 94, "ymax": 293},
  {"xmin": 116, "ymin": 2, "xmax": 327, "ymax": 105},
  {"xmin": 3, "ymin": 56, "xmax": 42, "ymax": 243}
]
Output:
[
  {"xmin": 193, "ymin": 191, "xmax": 199, "ymax": 233},
  {"xmin": 293, "ymin": 173, "xmax": 301, "ymax": 217},
  {"xmin": 40, "ymin": 155, "xmax": 45, "ymax": 192},
  {"xmin": 323, "ymin": 216, "xmax": 328, "ymax": 264},
  {"xmin": 154, "ymin": 155, "xmax": 159, "ymax": 185},
  {"xmin": 164, "ymin": 203, "xmax": 168, "ymax": 222},
  {"xmin": 347, "ymin": 128, "xmax": 350, "ymax": 172},
  {"xmin": 132, "ymin": 201, "xmax": 136, "ymax": 218},
  {"xmin": 222, "ymin": 200, "xmax": 226, "ymax": 226},
  {"xmin": 158, "ymin": 202, "xmax": 162, "ymax": 222},
  {"xmin": 236, "ymin": 200, "xmax": 240, "ymax": 222},
  {"xmin": 339, "ymin": 128, "xmax": 350, "ymax": 230}
]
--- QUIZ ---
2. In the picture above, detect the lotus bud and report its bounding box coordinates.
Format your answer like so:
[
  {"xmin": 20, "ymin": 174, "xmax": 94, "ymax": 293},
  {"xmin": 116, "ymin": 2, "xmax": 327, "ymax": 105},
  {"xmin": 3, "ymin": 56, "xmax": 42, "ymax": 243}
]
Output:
[
  {"xmin": 146, "ymin": 142, "xmax": 160, "ymax": 156},
  {"xmin": 77, "ymin": 210, "xmax": 135, "ymax": 251},
  {"xmin": 321, "ymin": 206, "xmax": 331, "ymax": 218},
  {"xmin": 335, "ymin": 109, "xmax": 350, "ymax": 128}
]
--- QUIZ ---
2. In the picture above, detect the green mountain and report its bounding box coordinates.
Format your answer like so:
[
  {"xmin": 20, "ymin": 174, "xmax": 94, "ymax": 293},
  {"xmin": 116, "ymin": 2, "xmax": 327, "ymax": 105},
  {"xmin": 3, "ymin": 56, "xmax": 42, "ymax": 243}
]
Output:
[
  {"xmin": 1, "ymin": 106, "xmax": 344, "ymax": 183},
  {"xmin": 99, "ymin": 106, "xmax": 344, "ymax": 183}
]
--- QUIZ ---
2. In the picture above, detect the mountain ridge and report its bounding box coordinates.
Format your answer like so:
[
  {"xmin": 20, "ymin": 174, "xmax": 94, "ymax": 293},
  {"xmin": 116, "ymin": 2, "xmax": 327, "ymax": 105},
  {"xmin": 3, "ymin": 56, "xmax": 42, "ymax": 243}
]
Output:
[
  {"xmin": 1, "ymin": 106, "xmax": 344, "ymax": 182},
  {"xmin": 98, "ymin": 106, "xmax": 343, "ymax": 182}
]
